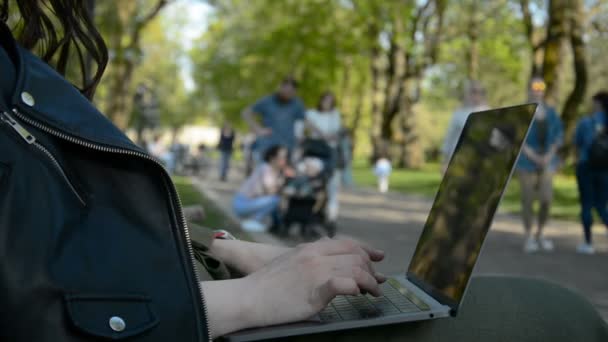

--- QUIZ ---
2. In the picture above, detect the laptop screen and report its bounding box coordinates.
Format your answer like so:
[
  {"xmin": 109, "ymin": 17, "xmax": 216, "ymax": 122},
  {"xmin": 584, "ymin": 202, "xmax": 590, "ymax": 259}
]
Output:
[{"xmin": 407, "ymin": 104, "xmax": 537, "ymax": 307}]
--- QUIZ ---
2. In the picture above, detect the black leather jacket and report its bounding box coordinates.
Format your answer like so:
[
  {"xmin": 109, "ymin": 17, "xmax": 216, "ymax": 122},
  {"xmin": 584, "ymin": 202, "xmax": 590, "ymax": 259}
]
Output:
[{"xmin": 0, "ymin": 24, "xmax": 209, "ymax": 341}]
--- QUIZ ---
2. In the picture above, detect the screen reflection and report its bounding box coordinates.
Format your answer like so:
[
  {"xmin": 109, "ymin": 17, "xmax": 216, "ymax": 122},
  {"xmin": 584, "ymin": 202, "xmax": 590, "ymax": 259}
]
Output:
[{"xmin": 408, "ymin": 104, "xmax": 536, "ymax": 304}]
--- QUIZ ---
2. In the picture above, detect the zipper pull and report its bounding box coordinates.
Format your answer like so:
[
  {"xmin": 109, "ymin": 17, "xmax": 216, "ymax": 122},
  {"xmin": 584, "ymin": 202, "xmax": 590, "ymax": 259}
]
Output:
[{"xmin": 1, "ymin": 111, "xmax": 36, "ymax": 144}]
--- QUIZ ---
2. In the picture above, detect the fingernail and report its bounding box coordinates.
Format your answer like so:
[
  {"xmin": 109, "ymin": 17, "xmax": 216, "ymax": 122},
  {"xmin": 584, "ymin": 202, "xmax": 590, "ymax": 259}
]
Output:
[{"xmin": 375, "ymin": 272, "xmax": 386, "ymax": 280}]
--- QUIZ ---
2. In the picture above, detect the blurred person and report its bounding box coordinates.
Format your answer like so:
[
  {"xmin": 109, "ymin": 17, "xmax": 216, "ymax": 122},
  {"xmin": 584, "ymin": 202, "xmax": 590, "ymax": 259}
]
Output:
[
  {"xmin": 306, "ymin": 91, "xmax": 342, "ymax": 231},
  {"xmin": 192, "ymin": 144, "xmax": 210, "ymax": 176},
  {"xmin": 516, "ymin": 77, "xmax": 564, "ymax": 253},
  {"xmin": 147, "ymin": 133, "xmax": 165, "ymax": 156},
  {"xmin": 242, "ymin": 77, "xmax": 305, "ymax": 163},
  {"xmin": 573, "ymin": 91, "xmax": 608, "ymax": 254},
  {"xmin": 442, "ymin": 80, "xmax": 489, "ymax": 170},
  {"xmin": 148, "ymin": 133, "xmax": 175, "ymax": 173},
  {"xmin": 339, "ymin": 128, "xmax": 355, "ymax": 187},
  {"xmin": 232, "ymin": 145, "xmax": 287, "ymax": 232},
  {"xmin": 374, "ymin": 154, "xmax": 392, "ymax": 193},
  {"xmin": 2, "ymin": 3, "xmax": 606, "ymax": 341},
  {"xmin": 241, "ymin": 131, "xmax": 257, "ymax": 176},
  {"xmin": 217, "ymin": 123, "xmax": 235, "ymax": 181}
]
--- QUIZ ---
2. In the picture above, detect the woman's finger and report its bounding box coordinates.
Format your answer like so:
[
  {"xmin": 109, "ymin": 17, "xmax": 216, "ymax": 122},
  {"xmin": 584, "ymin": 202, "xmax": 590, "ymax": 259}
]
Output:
[
  {"xmin": 324, "ymin": 259, "xmax": 382, "ymax": 297},
  {"xmin": 325, "ymin": 255, "xmax": 376, "ymax": 280},
  {"xmin": 316, "ymin": 238, "xmax": 385, "ymax": 263},
  {"xmin": 351, "ymin": 266, "xmax": 382, "ymax": 297},
  {"xmin": 318, "ymin": 277, "xmax": 359, "ymax": 303}
]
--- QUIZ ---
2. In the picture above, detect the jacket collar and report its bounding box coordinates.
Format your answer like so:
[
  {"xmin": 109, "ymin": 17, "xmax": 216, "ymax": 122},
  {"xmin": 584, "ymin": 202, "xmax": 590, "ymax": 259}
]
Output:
[{"xmin": 1, "ymin": 23, "xmax": 144, "ymax": 153}]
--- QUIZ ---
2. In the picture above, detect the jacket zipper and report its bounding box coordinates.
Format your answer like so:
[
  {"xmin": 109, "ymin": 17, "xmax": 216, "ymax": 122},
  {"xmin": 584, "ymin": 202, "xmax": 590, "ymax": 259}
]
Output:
[
  {"xmin": 7, "ymin": 108, "xmax": 211, "ymax": 341},
  {"xmin": 1, "ymin": 111, "xmax": 86, "ymax": 206}
]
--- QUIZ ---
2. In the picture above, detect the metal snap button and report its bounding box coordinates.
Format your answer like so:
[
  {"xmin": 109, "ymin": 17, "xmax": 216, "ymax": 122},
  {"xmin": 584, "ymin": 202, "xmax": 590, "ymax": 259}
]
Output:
[
  {"xmin": 109, "ymin": 316, "xmax": 126, "ymax": 332},
  {"xmin": 21, "ymin": 92, "xmax": 35, "ymax": 106}
]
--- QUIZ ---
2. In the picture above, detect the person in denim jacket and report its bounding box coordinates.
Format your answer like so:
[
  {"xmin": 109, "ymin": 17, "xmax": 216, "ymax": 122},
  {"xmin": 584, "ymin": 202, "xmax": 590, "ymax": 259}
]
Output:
[
  {"xmin": 516, "ymin": 77, "xmax": 564, "ymax": 253},
  {"xmin": 573, "ymin": 92, "xmax": 608, "ymax": 254}
]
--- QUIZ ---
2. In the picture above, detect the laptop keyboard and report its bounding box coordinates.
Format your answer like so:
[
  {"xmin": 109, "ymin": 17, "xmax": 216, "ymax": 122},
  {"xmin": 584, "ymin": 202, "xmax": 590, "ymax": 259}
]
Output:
[{"xmin": 318, "ymin": 278, "xmax": 430, "ymax": 322}]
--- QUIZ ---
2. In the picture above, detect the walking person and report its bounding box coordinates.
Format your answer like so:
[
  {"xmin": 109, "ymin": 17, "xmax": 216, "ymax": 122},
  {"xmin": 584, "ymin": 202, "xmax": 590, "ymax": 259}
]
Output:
[
  {"xmin": 306, "ymin": 91, "xmax": 342, "ymax": 234},
  {"xmin": 217, "ymin": 123, "xmax": 235, "ymax": 181},
  {"xmin": 374, "ymin": 154, "xmax": 392, "ymax": 193},
  {"xmin": 241, "ymin": 76, "xmax": 305, "ymax": 163},
  {"xmin": 516, "ymin": 77, "xmax": 564, "ymax": 253},
  {"xmin": 442, "ymin": 80, "xmax": 489, "ymax": 171},
  {"xmin": 232, "ymin": 145, "xmax": 288, "ymax": 232},
  {"xmin": 574, "ymin": 91, "xmax": 608, "ymax": 254}
]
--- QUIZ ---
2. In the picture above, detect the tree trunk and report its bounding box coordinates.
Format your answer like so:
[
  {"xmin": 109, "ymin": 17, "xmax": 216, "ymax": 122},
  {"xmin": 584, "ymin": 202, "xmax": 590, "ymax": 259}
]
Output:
[
  {"xmin": 103, "ymin": 0, "xmax": 168, "ymax": 129},
  {"xmin": 560, "ymin": 0, "xmax": 587, "ymax": 159},
  {"xmin": 368, "ymin": 22, "xmax": 383, "ymax": 162},
  {"xmin": 350, "ymin": 87, "xmax": 365, "ymax": 133},
  {"xmin": 466, "ymin": 0, "xmax": 479, "ymax": 81},
  {"xmin": 397, "ymin": 95, "xmax": 423, "ymax": 168},
  {"xmin": 520, "ymin": 0, "xmax": 544, "ymax": 84},
  {"xmin": 84, "ymin": 0, "xmax": 96, "ymax": 84},
  {"xmin": 542, "ymin": 0, "xmax": 569, "ymax": 105},
  {"xmin": 106, "ymin": 60, "xmax": 136, "ymax": 129}
]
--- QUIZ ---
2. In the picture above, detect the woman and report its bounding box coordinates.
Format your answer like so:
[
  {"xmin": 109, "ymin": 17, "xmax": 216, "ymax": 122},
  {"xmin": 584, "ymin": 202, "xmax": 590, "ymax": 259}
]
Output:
[
  {"xmin": 574, "ymin": 92, "xmax": 608, "ymax": 255},
  {"xmin": 217, "ymin": 123, "xmax": 235, "ymax": 181},
  {"xmin": 1, "ymin": 2, "xmax": 605, "ymax": 341},
  {"xmin": 232, "ymin": 145, "xmax": 286, "ymax": 232},
  {"xmin": 306, "ymin": 92, "xmax": 342, "ymax": 235}
]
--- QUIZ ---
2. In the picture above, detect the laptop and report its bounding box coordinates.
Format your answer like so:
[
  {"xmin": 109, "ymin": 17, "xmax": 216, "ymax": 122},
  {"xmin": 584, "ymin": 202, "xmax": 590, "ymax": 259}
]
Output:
[{"xmin": 226, "ymin": 103, "xmax": 538, "ymax": 341}]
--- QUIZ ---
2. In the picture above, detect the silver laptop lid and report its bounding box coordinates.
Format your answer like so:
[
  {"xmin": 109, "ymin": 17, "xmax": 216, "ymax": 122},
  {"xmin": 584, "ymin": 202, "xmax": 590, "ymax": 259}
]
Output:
[{"xmin": 406, "ymin": 104, "xmax": 537, "ymax": 315}]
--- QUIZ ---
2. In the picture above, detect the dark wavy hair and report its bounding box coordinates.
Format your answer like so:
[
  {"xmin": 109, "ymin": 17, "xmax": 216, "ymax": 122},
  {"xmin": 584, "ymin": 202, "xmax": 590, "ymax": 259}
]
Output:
[
  {"xmin": 1, "ymin": 0, "xmax": 108, "ymax": 99},
  {"xmin": 592, "ymin": 91, "xmax": 608, "ymax": 114},
  {"xmin": 263, "ymin": 144, "xmax": 285, "ymax": 163},
  {"xmin": 317, "ymin": 91, "xmax": 336, "ymax": 111}
]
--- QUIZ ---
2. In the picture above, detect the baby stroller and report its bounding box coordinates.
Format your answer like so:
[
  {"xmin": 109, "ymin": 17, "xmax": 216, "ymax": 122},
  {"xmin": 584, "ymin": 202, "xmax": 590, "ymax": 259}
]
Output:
[{"xmin": 280, "ymin": 139, "xmax": 336, "ymax": 238}]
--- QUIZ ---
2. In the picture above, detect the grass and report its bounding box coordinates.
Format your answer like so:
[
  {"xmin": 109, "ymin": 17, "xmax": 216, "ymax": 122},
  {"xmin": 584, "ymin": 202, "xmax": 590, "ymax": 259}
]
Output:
[
  {"xmin": 352, "ymin": 161, "xmax": 581, "ymax": 221},
  {"xmin": 173, "ymin": 176, "xmax": 251, "ymax": 240}
]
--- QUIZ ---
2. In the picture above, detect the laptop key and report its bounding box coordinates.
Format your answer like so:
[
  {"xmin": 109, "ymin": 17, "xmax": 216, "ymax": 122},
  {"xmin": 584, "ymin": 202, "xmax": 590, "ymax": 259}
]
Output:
[
  {"xmin": 335, "ymin": 308, "xmax": 361, "ymax": 321},
  {"xmin": 319, "ymin": 307, "xmax": 342, "ymax": 322}
]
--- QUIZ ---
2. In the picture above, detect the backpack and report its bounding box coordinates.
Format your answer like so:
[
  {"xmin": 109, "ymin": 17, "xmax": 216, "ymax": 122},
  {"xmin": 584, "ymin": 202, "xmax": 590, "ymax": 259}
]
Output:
[{"xmin": 588, "ymin": 119, "xmax": 608, "ymax": 170}]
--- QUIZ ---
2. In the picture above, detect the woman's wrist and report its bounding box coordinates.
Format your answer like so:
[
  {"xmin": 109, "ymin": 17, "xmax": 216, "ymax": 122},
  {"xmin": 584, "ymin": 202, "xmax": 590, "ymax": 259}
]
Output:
[
  {"xmin": 210, "ymin": 239, "xmax": 279, "ymax": 275},
  {"xmin": 201, "ymin": 277, "xmax": 260, "ymax": 338}
]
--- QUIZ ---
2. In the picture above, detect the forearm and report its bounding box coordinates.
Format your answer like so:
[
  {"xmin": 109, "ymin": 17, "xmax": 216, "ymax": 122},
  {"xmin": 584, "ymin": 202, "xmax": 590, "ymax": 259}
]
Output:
[
  {"xmin": 209, "ymin": 239, "xmax": 289, "ymax": 275},
  {"xmin": 522, "ymin": 145, "xmax": 538, "ymax": 160},
  {"xmin": 546, "ymin": 143, "xmax": 559, "ymax": 158},
  {"xmin": 306, "ymin": 120, "xmax": 324, "ymax": 138},
  {"xmin": 201, "ymin": 278, "xmax": 258, "ymax": 338},
  {"xmin": 242, "ymin": 108, "xmax": 261, "ymax": 132}
]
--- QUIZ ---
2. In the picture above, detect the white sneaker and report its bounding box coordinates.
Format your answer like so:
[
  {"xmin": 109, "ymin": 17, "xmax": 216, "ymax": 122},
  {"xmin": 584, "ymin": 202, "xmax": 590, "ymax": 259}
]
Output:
[
  {"xmin": 538, "ymin": 237, "xmax": 554, "ymax": 251},
  {"xmin": 241, "ymin": 219, "xmax": 267, "ymax": 232},
  {"xmin": 576, "ymin": 243, "xmax": 595, "ymax": 255},
  {"xmin": 523, "ymin": 236, "xmax": 539, "ymax": 253}
]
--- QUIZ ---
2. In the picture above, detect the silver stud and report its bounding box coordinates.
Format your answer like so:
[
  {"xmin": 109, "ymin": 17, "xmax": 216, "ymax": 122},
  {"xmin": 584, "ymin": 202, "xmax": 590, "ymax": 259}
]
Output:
[
  {"xmin": 21, "ymin": 92, "xmax": 35, "ymax": 106},
  {"xmin": 109, "ymin": 316, "xmax": 126, "ymax": 332}
]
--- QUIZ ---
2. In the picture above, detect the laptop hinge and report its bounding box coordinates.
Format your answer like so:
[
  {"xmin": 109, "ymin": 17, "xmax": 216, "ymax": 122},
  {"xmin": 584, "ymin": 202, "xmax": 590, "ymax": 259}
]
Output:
[{"xmin": 406, "ymin": 272, "xmax": 459, "ymax": 316}]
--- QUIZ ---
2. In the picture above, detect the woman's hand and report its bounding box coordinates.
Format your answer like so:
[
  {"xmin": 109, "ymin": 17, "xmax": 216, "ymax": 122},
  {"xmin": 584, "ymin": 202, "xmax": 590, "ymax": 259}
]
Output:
[
  {"xmin": 247, "ymin": 238, "xmax": 386, "ymax": 326},
  {"xmin": 209, "ymin": 239, "xmax": 291, "ymax": 275},
  {"xmin": 202, "ymin": 238, "xmax": 386, "ymax": 338}
]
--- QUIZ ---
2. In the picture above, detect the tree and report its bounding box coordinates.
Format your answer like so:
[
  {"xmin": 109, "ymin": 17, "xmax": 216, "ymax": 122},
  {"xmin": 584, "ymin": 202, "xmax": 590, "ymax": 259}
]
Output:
[
  {"xmin": 542, "ymin": 0, "xmax": 570, "ymax": 105},
  {"xmin": 95, "ymin": 0, "xmax": 170, "ymax": 129},
  {"xmin": 560, "ymin": 0, "xmax": 587, "ymax": 157}
]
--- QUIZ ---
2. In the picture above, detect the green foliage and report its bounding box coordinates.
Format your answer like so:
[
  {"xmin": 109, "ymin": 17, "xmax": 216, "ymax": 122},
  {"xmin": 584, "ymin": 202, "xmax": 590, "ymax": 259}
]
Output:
[
  {"xmin": 190, "ymin": 0, "xmax": 372, "ymax": 126},
  {"xmin": 352, "ymin": 161, "xmax": 580, "ymax": 220},
  {"xmin": 93, "ymin": 0, "xmax": 192, "ymax": 129},
  {"xmin": 173, "ymin": 176, "xmax": 250, "ymax": 239},
  {"xmin": 189, "ymin": 0, "xmax": 541, "ymax": 157}
]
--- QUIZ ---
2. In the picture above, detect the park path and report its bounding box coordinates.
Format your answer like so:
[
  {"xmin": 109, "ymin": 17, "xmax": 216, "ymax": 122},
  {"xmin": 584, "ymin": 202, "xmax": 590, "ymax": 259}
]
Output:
[{"xmin": 191, "ymin": 166, "xmax": 608, "ymax": 322}]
